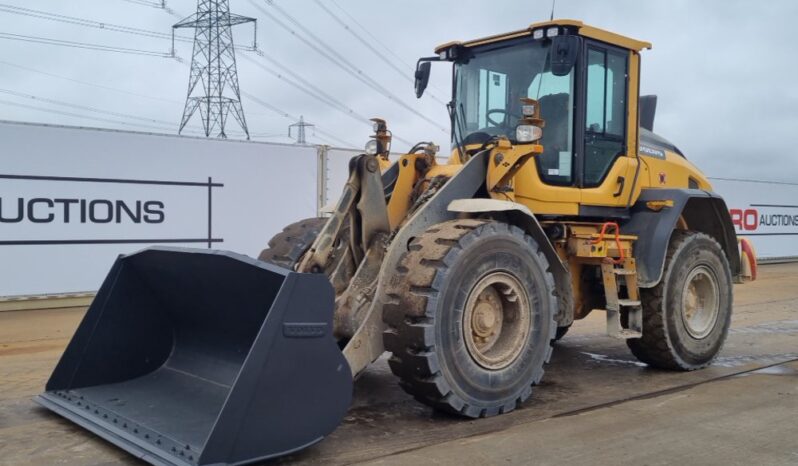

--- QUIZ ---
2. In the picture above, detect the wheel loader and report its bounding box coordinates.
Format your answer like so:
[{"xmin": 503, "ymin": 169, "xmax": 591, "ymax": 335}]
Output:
[{"xmin": 37, "ymin": 19, "xmax": 757, "ymax": 466}]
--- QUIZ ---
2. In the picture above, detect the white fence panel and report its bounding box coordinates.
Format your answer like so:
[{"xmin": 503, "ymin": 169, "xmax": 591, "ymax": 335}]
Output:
[
  {"xmin": 323, "ymin": 147, "xmax": 361, "ymax": 209},
  {"xmin": 0, "ymin": 121, "xmax": 319, "ymax": 297},
  {"xmin": 711, "ymin": 178, "xmax": 798, "ymax": 261}
]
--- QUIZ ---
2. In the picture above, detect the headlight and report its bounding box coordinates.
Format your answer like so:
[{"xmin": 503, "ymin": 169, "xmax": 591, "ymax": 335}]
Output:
[
  {"xmin": 532, "ymin": 29, "xmax": 544, "ymax": 40},
  {"xmin": 516, "ymin": 125, "xmax": 542, "ymax": 143},
  {"xmin": 372, "ymin": 121, "xmax": 380, "ymax": 132},
  {"xmin": 546, "ymin": 27, "xmax": 559, "ymax": 38},
  {"xmin": 365, "ymin": 139, "xmax": 378, "ymax": 155}
]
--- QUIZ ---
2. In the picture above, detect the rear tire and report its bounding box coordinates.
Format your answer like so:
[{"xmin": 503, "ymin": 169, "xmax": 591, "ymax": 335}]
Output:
[
  {"xmin": 383, "ymin": 219, "xmax": 557, "ymax": 418},
  {"xmin": 257, "ymin": 217, "xmax": 326, "ymax": 268},
  {"xmin": 628, "ymin": 231, "xmax": 733, "ymax": 370}
]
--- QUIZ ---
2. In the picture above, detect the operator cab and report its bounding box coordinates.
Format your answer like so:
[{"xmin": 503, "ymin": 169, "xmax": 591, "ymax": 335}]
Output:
[{"xmin": 416, "ymin": 20, "xmax": 652, "ymax": 214}]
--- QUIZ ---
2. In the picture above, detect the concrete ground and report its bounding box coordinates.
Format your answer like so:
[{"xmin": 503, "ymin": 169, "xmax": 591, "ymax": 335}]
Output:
[{"xmin": 0, "ymin": 263, "xmax": 796, "ymax": 466}]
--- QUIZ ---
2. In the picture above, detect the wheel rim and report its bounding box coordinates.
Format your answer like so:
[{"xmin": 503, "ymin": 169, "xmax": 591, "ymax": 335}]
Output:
[
  {"xmin": 680, "ymin": 265, "xmax": 720, "ymax": 339},
  {"xmin": 463, "ymin": 272, "xmax": 531, "ymax": 370}
]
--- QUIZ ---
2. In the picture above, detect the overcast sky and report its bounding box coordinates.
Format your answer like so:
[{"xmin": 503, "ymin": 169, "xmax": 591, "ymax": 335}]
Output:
[{"xmin": 1, "ymin": 0, "xmax": 796, "ymax": 181}]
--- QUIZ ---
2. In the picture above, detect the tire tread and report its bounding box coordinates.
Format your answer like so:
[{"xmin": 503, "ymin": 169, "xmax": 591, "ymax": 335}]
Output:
[{"xmin": 383, "ymin": 219, "xmax": 557, "ymax": 417}]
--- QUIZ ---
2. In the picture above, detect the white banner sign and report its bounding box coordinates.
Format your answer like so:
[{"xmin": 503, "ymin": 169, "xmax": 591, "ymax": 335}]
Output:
[
  {"xmin": 711, "ymin": 177, "xmax": 798, "ymax": 260},
  {"xmin": 0, "ymin": 121, "xmax": 324, "ymax": 297},
  {"xmin": 0, "ymin": 174, "xmax": 215, "ymax": 246}
]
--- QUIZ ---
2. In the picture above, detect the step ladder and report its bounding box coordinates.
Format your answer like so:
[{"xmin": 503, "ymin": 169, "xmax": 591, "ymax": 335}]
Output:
[{"xmin": 599, "ymin": 257, "xmax": 643, "ymax": 339}]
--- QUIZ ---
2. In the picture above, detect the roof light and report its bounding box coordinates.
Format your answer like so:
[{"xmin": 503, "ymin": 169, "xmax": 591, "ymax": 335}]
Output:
[
  {"xmin": 546, "ymin": 27, "xmax": 559, "ymax": 38},
  {"xmin": 532, "ymin": 29, "xmax": 545, "ymax": 40},
  {"xmin": 439, "ymin": 51, "xmax": 447, "ymax": 60},
  {"xmin": 522, "ymin": 103, "xmax": 537, "ymax": 117}
]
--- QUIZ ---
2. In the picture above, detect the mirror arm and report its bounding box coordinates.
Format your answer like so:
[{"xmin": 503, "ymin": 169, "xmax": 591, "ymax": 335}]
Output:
[{"xmin": 414, "ymin": 56, "xmax": 443, "ymax": 99}]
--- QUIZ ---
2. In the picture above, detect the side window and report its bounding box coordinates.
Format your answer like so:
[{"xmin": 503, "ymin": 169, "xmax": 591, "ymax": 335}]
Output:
[{"xmin": 584, "ymin": 46, "xmax": 628, "ymax": 187}]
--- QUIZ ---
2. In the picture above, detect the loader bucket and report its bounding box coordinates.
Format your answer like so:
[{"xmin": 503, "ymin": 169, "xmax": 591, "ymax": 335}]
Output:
[{"xmin": 36, "ymin": 247, "xmax": 353, "ymax": 466}]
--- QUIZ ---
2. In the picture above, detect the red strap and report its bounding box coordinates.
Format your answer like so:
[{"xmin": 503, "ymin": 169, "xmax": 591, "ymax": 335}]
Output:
[{"xmin": 592, "ymin": 222, "xmax": 625, "ymax": 265}]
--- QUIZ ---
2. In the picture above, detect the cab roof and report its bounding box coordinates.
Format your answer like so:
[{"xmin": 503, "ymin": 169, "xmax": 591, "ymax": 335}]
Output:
[{"xmin": 434, "ymin": 19, "xmax": 652, "ymax": 54}]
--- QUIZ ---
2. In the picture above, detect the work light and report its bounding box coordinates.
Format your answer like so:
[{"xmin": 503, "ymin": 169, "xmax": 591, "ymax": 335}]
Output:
[
  {"xmin": 516, "ymin": 125, "xmax": 543, "ymax": 143},
  {"xmin": 365, "ymin": 139, "xmax": 378, "ymax": 155}
]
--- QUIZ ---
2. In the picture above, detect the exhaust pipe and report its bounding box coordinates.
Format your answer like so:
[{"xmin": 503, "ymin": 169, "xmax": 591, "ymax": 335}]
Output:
[{"xmin": 36, "ymin": 247, "xmax": 352, "ymax": 465}]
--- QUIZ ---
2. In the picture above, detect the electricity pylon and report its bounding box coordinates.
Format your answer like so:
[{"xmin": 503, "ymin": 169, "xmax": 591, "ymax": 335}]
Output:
[{"xmin": 174, "ymin": 0, "xmax": 255, "ymax": 139}]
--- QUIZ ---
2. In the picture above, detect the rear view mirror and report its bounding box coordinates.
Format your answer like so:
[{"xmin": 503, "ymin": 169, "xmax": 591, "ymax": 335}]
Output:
[
  {"xmin": 415, "ymin": 61, "xmax": 431, "ymax": 98},
  {"xmin": 551, "ymin": 35, "xmax": 579, "ymax": 76}
]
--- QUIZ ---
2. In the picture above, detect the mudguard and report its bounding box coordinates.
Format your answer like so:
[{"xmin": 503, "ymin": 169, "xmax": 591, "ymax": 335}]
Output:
[{"xmin": 622, "ymin": 189, "xmax": 741, "ymax": 287}]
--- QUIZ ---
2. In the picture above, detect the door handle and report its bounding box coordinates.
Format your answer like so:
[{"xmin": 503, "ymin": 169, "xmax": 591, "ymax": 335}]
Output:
[{"xmin": 613, "ymin": 176, "xmax": 625, "ymax": 197}]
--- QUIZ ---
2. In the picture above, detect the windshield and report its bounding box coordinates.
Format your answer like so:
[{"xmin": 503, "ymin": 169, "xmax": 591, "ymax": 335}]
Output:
[{"xmin": 454, "ymin": 39, "xmax": 575, "ymax": 183}]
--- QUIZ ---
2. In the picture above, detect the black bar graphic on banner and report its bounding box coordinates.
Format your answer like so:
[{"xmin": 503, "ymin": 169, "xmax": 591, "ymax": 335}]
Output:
[
  {"xmin": 0, "ymin": 239, "xmax": 224, "ymax": 246},
  {"xmin": 749, "ymin": 204, "xmax": 798, "ymax": 209},
  {"xmin": 208, "ymin": 176, "xmax": 213, "ymax": 249},
  {"xmin": 0, "ymin": 173, "xmax": 223, "ymax": 248},
  {"xmin": 740, "ymin": 233, "xmax": 798, "ymax": 236}
]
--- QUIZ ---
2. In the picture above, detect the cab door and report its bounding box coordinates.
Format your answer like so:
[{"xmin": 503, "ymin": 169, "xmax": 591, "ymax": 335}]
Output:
[
  {"xmin": 578, "ymin": 42, "xmax": 640, "ymax": 212},
  {"xmin": 513, "ymin": 61, "xmax": 581, "ymax": 216}
]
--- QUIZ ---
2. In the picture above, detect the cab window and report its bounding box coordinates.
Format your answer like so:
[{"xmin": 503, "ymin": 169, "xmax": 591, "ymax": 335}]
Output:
[
  {"xmin": 529, "ymin": 70, "xmax": 574, "ymax": 185},
  {"xmin": 584, "ymin": 46, "xmax": 628, "ymax": 186},
  {"xmin": 454, "ymin": 39, "xmax": 575, "ymax": 185},
  {"xmin": 478, "ymin": 70, "xmax": 508, "ymax": 128}
]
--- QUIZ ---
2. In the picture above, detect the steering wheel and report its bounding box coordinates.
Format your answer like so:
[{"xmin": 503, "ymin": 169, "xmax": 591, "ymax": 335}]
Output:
[{"xmin": 486, "ymin": 108, "xmax": 510, "ymax": 127}]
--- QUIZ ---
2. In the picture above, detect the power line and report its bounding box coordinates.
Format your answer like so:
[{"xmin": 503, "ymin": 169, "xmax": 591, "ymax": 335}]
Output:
[
  {"xmin": 0, "ymin": 98, "xmax": 177, "ymax": 132},
  {"xmin": 118, "ymin": 0, "xmax": 183, "ymax": 18},
  {"xmin": 0, "ymin": 4, "xmax": 174, "ymax": 40},
  {"xmin": 0, "ymin": 97, "xmax": 256, "ymax": 138},
  {"xmin": 0, "ymin": 88, "xmax": 257, "ymax": 137},
  {"xmin": 0, "ymin": 60, "xmax": 181, "ymax": 104},
  {"xmin": 258, "ymin": 0, "xmax": 445, "ymax": 132},
  {"xmin": 327, "ymin": 0, "xmax": 448, "ymax": 96},
  {"xmin": 240, "ymin": 54, "xmax": 359, "ymax": 120},
  {"xmin": 0, "ymin": 4, "xmax": 254, "ymax": 53},
  {"xmin": 120, "ymin": 0, "xmax": 165, "ymax": 8},
  {"xmin": 329, "ymin": 1, "xmax": 415, "ymax": 71},
  {"xmin": 240, "ymin": 90, "xmax": 356, "ymax": 147},
  {"xmin": 0, "ymin": 88, "xmax": 177, "ymax": 126},
  {"xmin": 0, "ymin": 4, "xmax": 363, "ymax": 146},
  {"xmin": 312, "ymin": 0, "xmax": 447, "ymax": 105},
  {"xmin": 238, "ymin": 53, "xmax": 413, "ymax": 146},
  {"xmin": 0, "ymin": 59, "xmax": 270, "ymax": 118},
  {"xmin": 0, "ymin": 85, "xmax": 351, "ymax": 145},
  {"xmin": 0, "ymin": 32, "xmax": 171, "ymax": 57},
  {"xmin": 253, "ymin": 0, "xmax": 446, "ymax": 133}
]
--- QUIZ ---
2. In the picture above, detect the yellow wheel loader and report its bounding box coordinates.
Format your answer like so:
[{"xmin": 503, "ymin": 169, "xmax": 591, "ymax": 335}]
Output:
[{"xmin": 38, "ymin": 19, "xmax": 756, "ymax": 465}]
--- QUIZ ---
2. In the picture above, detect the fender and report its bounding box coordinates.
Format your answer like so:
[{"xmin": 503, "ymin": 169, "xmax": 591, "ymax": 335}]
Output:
[
  {"xmin": 621, "ymin": 189, "xmax": 741, "ymax": 288},
  {"xmin": 448, "ymin": 198, "xmax": 575, "ymax": 327}
]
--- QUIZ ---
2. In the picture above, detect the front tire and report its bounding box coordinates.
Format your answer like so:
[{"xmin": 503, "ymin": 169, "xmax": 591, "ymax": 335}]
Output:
[
  {"xmin": 257, "ymin": 217, "xmax": 326, "ymax": 268},
  {"xmin": 628, "ymin": 231, "xmax": 733, "ymax": 370},
  {"xmin": 383, "ymin": 219, "xmax": 557, "ymax": 418}
]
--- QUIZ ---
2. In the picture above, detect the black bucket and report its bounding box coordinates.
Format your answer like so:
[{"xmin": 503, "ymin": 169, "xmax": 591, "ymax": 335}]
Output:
[{"xmin": 36, "ymin": 247, "xmax": 353, "ymax": 466}]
